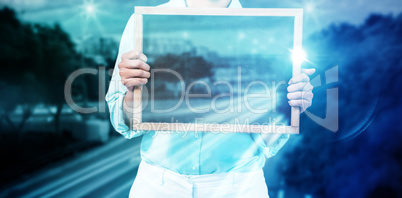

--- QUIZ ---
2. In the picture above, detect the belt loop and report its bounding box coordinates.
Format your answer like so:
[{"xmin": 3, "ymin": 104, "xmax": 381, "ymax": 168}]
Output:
[
  {"xmin": 161, "ymin": 169, "xmax": 165, "ymax": 186},
  {"xmin": 233, "ymin": 172, "xmax": 239, "ymax": 189}
]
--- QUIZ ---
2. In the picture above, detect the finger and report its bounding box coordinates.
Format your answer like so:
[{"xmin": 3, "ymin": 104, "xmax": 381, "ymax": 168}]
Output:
[
  {"xmin": 120, "ymin": 69, "xmax": 150, "ymax": 79},
  {"xmin": 120, "ymin": 59, "xmax": 150, "ymax": 71},
  {"xmin": 121, "ymin": 50, "xmax": 148, "ymax": 62},
  {"xmin": 302, "ymin": 68, "xmax": 316, "ymax": 75},
  {"xmin": 287, "ymin": 82, "xmax": 313, "ymax": 92},
  {"xmin": 287, "ymin": 91, "xmax": 313, "ymax": 102},
  {"xmin": 288, "ymin": 73, "xmax": 309, "ymax": 84},
  {"xmin": 288, "ymin": 99, "xmax": 311, "ymax": 112},
  {"xmin": 123, "ymin": 78, "xmax": 148, "ymax": 88}
]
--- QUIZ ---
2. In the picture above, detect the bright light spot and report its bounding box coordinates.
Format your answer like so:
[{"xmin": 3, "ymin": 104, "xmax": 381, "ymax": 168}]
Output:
[
  {"xmin": 305, "ymin": 2, "xmax": 315, "ymax": 12},
  {"xmin": 81, "ymin": 0, "xmax": 98, "ymax": 19},
  {"xmin": 238, "ymin": 32, "xmax": 245, "ymax": 40},
  {"xmin": 183, "ymin": 32, "xmax": 188, "ymax": 39},
  {"xmin": 291, "ymin": 48, "xmax": 307, "ymax": 64},
  {"xmin": 86, "ymin": 5, "xmax": 94, "ymax": 13}
]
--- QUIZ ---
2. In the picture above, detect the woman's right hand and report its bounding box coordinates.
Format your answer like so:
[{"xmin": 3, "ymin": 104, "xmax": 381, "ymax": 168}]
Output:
[{"xmin": 118, "ymin": 50, "xmax": 151, "ymax": 91}]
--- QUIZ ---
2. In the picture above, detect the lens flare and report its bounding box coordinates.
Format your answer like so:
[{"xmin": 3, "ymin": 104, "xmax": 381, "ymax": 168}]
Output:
[
  {"xmin": 305, "ymin": 2, "xmax": 315, "ymax": 12},
  {"xmin": 291, "ymin": 48, "xmax": 307, "ymax": 64},
  {"xmin": 86, "ymin": 5, "xmax": 94, "ymax": 13},
  {"xmin": 81, "ymin": 0, "xmax": 98, "ymax": 19}
]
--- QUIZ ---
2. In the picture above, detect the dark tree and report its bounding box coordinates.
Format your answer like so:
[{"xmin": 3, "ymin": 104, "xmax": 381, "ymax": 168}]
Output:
[
  {"xmin": 150, "ymin": 52, "xmax": 213, "ymax": 82},
  {"xmin": 0, "ymin": 7, "xmax": 43, "ymax": 132},
  {"xmin": 279, "ymin": 13, "xmax": 402, "ymax": 197},
  {"xmin": 33, "ymin": 23, "xmax": 80, "ymax": 133},
  {"xmin": 0, "ymin": 7, "xmax": 83, "ymax": 134}
]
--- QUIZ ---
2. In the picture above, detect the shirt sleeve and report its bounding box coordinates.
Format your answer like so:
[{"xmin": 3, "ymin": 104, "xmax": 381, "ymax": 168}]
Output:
[
  {"xmin": 105, "ymin": 14, "xmax": 145, "ymax": 139},
  {"xmin": 250, "ymin": 133, "xmax": 290, "ymax": 158}
]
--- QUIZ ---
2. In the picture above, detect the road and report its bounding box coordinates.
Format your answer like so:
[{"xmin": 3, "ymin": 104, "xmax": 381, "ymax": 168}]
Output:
[
  {"xmin": 0, "ymin": 136, "xmax": 142, "ymax": 198},
  {"xmin": 0, "ymin": 96, "xmax": 290, "ymax": 197}
]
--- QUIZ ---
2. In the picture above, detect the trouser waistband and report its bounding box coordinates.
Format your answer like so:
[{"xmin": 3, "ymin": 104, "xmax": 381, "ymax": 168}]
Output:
[{"xmin": 139, "ymin": 161, "xmax": 264, "ymax": 188}]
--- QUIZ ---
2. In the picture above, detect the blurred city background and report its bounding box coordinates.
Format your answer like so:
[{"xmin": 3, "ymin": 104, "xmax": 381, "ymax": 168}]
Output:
[
  {"xmin": 142, "ymin": 15, "xmax": 293, "ymax": 124},
  {"xmin": 0, "ymin": 0, "xmax": 401, "ymax": 197}
]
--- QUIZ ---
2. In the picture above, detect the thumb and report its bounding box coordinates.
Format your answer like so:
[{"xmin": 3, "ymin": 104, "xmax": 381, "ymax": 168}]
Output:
[{"xmin": 302, "ymin": 68, "xmax": 316, "ymax": 75}]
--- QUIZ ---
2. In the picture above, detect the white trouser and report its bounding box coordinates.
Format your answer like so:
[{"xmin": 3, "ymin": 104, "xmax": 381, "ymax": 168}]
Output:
[{"xmin": 129, "ymin": 161, "xmax": 269, "ymax": 198}]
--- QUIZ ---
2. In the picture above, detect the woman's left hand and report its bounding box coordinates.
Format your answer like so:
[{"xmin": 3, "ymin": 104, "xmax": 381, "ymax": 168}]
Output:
[{"xmin": 287, "ymin": 68, "xmax": 316, "ymax": 113}]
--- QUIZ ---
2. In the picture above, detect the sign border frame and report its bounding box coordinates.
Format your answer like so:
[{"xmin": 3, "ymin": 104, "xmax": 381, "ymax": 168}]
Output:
[{"xmin": 131, "ymin": 6, "xmax": 303, "ymax": 134}]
